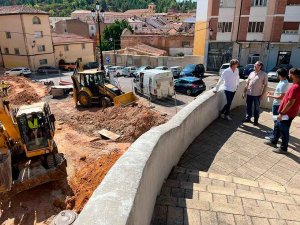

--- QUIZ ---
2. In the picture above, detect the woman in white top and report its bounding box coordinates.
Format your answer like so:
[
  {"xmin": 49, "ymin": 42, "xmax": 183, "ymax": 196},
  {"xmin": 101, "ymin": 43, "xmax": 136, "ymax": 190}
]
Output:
[{"xmin": 214, "ymin": 59, "xmax": 240, "ymax": 120}]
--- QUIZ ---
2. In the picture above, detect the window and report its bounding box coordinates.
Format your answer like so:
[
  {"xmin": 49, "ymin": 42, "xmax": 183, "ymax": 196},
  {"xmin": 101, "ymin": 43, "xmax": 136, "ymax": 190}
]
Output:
[
  {"xmin": 218, "ymin": 22, "xmax": 233, "ymax": 32},
  {"xmin": 91, "ymin": 26, "xmax": 94, "ymax": 30},
  {"xmin": 6, "ymin": 32, "xmax": 11, "ymax": 39},
  {"xmin": 251, "ymin": 0, "xmax": 267, "ymax": 6},
  {"xmin": 248, "ymin": 22, "xmax": 264, "ymax": 32},
  {"xmin": 248, "ymin": 54, "xmax": 260, "ymax": 64},
  {"xmin": 182, "ymin": 41, "xmax": 190, "ymax": 47},
  {"xmin": 14, "ymin": 48, "xmax": 20, "ymax": 55},
  {"xmin": 64, "ymin": 45, "xmax": 69, "ymax": 51},
  {"xmin": 282, "ymin": 30, "xmax": 298, "ymax": 35},
  {"xmin": 39, "ymin": 59, "xmax": 48, "ymax": 65},
  {"xmin": 37, "ymin": 45, "xmax": 46, "ymax": 52},
  {"xmin": 34, "ymin": 31, "xmax": 43, "ymax": 38},
  {"xmin": 4, "ymin": 48, "xmax": 9, "ymax": 54},
  {"xmin": 32, "ymin": 16, "xmax": 41, "ymax": 24},
  {"xmin": 81, "ymin": 43, "xmax": 85, "ymax": 49}
]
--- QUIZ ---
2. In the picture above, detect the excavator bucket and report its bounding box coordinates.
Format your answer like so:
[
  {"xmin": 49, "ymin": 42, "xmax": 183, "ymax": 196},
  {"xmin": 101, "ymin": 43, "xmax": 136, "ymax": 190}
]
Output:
[
  {"xmin": 0, "ymin": 153, "xmax": 67, "ymax": 198},
  {"xmin": 0, "ymin": 152, "xmax": 12, "ymax": 193},
  {"xmin": 113, "ymin": 92, "xmax": 138, "ymax": 107}
]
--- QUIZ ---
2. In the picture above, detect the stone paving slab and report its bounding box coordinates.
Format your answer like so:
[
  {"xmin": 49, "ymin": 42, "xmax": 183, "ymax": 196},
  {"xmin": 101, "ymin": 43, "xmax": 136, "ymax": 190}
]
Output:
[
  {"xmin": 178, "ymin": 107, "xmax": 300, "ymax": 189},
  {"xmin": 152, "ymin": 107, "xmax": 300, "ymax": 225}
]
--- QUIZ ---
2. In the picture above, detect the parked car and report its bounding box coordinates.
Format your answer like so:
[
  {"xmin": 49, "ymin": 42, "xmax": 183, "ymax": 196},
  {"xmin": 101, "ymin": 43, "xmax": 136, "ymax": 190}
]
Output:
[
  {"xmin": 155, "ymin": 66, "xmax": 169, "ymax": 70},
  {"xmin": 134, "ymin": 66, "xmax": 153, "ymax": 77},
  {"xmin": 174, "ymin": 77, "xmax": 206, "ymax": 96},
  {"xmin": 59, "ymin": 62, "xmax": 76, "ymax": 71},
  {"xmin": 219, "ymin": 63, "xmax": 244, "ymax": 78},
  {"xmin": 242, "ymin": 64, "xmax": 254, "ymax": 79},
  {"xmin": 170, "ymin": 66, "xmax": 182, "ymax": 78},
  {"xmin": 106, "ymin": 66, "xmax": 117, "ymax": 76},
  {"xmin": 122, "ymin": 66, "xmax": 137, "ymax": 77},
  {"xmin": 37, "ymin": 66, "xmax": 60, "ymax": 74},
  {"xmin": 180, "ymin": 64, "xmax": 205, "ymax": 78},
  {"xmin": 114, "ymin": 66, "xmax": 124, "ymax": 77},
  {"xmin": 83, "ymin": 62, "xmax": 99, "ymax": 70},
  {"xmin": 267, "ymin": 64, "xmax": 293, "ymax": 82},
  {"xmin": 5, "ymin": 67, "xmax": 32, "ymax": 77}
]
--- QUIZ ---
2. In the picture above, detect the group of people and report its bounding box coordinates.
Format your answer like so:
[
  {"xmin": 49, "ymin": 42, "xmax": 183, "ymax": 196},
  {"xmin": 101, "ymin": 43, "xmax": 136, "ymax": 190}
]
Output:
[{"xmin": 214, "ymin": 59, "xmax": 300, "ymax": 154}]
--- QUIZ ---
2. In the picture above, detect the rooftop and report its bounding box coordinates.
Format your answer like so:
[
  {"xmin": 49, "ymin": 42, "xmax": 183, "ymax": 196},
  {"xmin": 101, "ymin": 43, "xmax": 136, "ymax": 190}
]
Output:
[
  {"xmin": 52, "ymin": 32, "xmax": 94, "ymax": 45},
  {"xmin": 127, "ymin": 43, "xmax": 167, "ymax": 56},
  {"xmin": 0, "ymin": 5, "xmax": 48, "ymax": 15}
]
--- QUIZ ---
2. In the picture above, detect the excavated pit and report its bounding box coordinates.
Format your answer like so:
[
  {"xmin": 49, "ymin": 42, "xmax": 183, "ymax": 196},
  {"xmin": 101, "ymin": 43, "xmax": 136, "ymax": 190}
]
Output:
[{"xmin": 0, "ymin": 76, "xmax": 166, "ymax": 224}]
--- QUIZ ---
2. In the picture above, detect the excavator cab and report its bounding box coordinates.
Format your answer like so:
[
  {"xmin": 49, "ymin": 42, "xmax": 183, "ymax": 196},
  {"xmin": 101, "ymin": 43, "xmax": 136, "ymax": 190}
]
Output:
[
  {"xmin": 0, "ymin": 101, "xmax": 66, "ymax": 195},
  {"xmin": 16, "ymin": 102, "xmax": 56, "ymax": 158}
]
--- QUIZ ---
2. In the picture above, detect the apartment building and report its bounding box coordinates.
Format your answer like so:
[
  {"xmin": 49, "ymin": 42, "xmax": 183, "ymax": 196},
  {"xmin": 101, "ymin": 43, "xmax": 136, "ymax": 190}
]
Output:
[
  {"xmin": 0, "ymin": 5, "xmax": 55, "ymax": 69},
  {"xmin": 194, "ymin": 0, "xmax": 300, "ymax": 71}
]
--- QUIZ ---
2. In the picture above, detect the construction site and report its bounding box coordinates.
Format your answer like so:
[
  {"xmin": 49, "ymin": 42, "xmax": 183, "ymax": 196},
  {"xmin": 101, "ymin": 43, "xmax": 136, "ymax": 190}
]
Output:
[{"xmin": 0, "ymin": 75, "xmax": 167, "ymax": 225}]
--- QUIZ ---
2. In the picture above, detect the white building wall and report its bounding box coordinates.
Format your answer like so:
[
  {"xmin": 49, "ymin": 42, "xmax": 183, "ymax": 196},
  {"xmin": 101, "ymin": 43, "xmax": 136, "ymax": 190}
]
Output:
[
  {"xmin": 284, "ymin": 6, "xmax": 300, "ymax": 22},
  {"xmin": 218, "ymin": 8, "xmax": 235, "ymax": 22},
  {"xmin": 246, "ymin": 33, "xmax": 264, "ymax": 41},
  {"xmin": 249, "ymin": 7, "xmax": 267, "ymax": 22},
  {"xmin": 216, "ymin": 32, "xmax": 232, "ymax": 41}
]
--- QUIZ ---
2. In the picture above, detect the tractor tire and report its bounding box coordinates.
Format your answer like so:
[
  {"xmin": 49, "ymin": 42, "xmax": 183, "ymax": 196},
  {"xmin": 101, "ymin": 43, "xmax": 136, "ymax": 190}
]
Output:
[
  {"xmin": 78, "ymin": 92, "xmax": 91, "ymax": 107},
  {"xmin": 101, "ymin": 97, "xmax": 112, "ymax": 108}
]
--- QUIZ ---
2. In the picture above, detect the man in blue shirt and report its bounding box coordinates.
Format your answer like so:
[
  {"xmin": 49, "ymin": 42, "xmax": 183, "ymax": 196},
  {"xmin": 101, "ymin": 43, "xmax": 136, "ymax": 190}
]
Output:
[{"xmin": 266, "ymin": 68, "xmax": 289, "ymax": 139}]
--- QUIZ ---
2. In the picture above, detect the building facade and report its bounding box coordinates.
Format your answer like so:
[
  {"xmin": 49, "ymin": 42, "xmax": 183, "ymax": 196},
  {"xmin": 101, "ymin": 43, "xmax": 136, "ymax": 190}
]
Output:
[
  {"xmin": 49, "ymin": 17, "xmax": 71, "ymax": 29},
  {"xmin": 52, "ymin": 33, "xmax": 94, "ymax": 66},
  {"xmin": 194, "ymin": 0, "xmax": 300, "ymax": 71},
  {"xmin": 121, "ymin": 29, "xmax": 195, "ymax": 56},
  {"xmin": 0, "ymin": 6, "xmax": 55, "ymax": 70},
  {"xmin": 55, "ymin": 19, "xmax": 90, "ymax": 38}
]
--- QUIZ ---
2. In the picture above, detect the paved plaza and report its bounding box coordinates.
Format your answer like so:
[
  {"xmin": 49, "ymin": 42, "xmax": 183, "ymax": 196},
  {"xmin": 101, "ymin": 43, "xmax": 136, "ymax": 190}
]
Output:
[{"xmin": 152, "ymin": 107, "xmax": 300, "ymax": 225}]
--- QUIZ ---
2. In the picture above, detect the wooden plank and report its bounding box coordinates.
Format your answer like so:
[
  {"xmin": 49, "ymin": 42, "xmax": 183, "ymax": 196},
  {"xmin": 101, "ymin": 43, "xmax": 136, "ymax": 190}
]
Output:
[{"xmin": 98, "ymin": 129, "xmax": 120, "ymax": 141}]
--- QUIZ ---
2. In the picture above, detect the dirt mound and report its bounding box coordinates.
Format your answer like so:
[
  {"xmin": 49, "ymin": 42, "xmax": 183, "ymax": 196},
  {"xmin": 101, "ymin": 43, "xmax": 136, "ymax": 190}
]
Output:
[
  {"xmin": 1, "ymin": 75, "xmax": 48, "ymax": 105},
  {"xmin": 68, "ymin": 150, "xmax": 123, "ymax": 212},
  {"xmin": 9, "ymin": 90, "xmax": 41, "ymax": 105},
  {"xmin": 58, "ymin": 104, "xmax": 167, "ymax": 142}
]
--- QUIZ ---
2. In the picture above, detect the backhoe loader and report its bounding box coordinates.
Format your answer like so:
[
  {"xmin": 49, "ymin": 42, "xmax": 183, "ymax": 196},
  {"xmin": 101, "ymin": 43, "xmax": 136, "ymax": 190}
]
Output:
[
  {"xmin": 71, "ymin": 68, "xmax": 137, "ymax": 108},
  {"xmin": 0, "ymin": 100, "xmax": 66, "ymax": 196}
]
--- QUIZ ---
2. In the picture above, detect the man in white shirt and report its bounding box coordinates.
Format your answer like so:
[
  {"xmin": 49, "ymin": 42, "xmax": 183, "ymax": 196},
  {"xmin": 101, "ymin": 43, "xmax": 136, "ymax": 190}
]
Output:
[{"xmin": 214, "ymin": 59, "xmax": 240, "ymax": 120}]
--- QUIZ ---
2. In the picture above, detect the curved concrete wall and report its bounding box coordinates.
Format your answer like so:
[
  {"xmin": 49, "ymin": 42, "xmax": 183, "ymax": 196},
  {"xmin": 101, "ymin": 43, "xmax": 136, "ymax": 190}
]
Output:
[{"xmin": 75, "ymin": 81, "xmax": 273, "ymax": 225}]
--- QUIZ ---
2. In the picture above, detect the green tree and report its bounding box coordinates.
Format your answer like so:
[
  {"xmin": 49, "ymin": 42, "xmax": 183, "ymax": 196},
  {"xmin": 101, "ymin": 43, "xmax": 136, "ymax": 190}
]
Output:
[{"xmin": 101, "ymin": 20, "xmax": 132, "ymax": 51}]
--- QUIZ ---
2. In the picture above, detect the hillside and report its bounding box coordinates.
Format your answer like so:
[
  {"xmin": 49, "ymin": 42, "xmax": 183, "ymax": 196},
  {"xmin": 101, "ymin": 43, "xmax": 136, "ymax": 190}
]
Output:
[{"xmin": 0, "ymin": 0, "xmax": 196, "ymax": 16}]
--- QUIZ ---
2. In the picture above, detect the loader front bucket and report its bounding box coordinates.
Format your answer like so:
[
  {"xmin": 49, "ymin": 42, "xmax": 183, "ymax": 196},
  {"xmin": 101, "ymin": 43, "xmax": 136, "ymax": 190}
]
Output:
[
  {"xmin": 0, "ymin": 153, "xmax": 67, "ymax": 198},
  {"xmin": 113, "ymin": 92, "xmax": 138, "ymax": 107}
]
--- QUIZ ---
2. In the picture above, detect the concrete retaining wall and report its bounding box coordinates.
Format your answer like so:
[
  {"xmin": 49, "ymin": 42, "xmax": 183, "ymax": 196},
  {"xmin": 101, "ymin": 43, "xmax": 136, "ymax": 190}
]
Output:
[{"xmin": 74, "ymin": 80, "xmax": 274, "ymax": 225}]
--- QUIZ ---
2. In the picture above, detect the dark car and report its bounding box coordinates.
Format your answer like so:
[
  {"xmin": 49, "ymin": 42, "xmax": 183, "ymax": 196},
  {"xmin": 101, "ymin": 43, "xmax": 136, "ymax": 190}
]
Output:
[
  {"xmin": 174, "ymin": 77, "xmax": 206, "ymax": 96},
  {"xmin": 242, "ymin": 64, "xmax": 254, "ymax": 79},
  {"xmin": 180, "ymin": 64, "xmax": 205, "ymax": 78},
  {"xmin": 37, "ymin": 66, "xmax": 60, "ymax": 74},
  {"xmin": 83, "ymin": 62, "xmax": 99, "ymax": 70}
]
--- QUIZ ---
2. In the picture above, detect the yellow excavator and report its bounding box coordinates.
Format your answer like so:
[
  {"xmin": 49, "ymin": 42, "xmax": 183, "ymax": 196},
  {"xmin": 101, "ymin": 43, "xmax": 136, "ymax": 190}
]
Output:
[
  {"xmin": 0, "ymin": 99, "xmax": 67, "ymax": 196},
  {"xmin": 71, "ymin": 68, "xmax": 137, "ymax": 108}
]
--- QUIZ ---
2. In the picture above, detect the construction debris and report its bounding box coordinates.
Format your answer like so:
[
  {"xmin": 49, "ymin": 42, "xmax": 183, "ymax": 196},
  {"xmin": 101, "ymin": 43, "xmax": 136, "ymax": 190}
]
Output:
[{"xmin": 98, "ymin": 129, "xmax": 120, "ymax": 141}]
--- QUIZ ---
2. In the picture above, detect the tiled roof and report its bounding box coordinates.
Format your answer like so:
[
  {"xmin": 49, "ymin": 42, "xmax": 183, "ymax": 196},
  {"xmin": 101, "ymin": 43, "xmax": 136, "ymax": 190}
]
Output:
[
  {"xmin": 128, "ymin": 43, "xmax": 166, "ymax": 56},
  {"xmin": 52, "ymin": 32, "xmax": 94, "ymax": 45},
  {"xmin": 0, "ymin": 5, "xmax": 48, "ymax": 15},
  {"xmin": 124, "ymin": 9, "xmax": 153, "ymax": 14}
]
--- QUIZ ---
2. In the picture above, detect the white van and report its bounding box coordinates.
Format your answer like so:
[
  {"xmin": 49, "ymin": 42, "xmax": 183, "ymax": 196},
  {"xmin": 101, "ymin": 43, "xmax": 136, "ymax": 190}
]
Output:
[{"xmin": 133, "ymin": 69, "xmax": 175, "ymax": 99}]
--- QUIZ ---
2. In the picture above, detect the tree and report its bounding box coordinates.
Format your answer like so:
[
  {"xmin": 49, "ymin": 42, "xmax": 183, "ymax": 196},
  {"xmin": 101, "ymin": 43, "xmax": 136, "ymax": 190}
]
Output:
[{"xmin": 101, "ymin": 20, "xmax": 132, "ymax": 51}]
